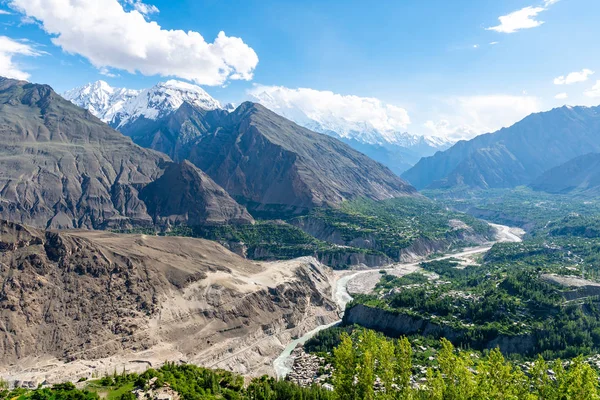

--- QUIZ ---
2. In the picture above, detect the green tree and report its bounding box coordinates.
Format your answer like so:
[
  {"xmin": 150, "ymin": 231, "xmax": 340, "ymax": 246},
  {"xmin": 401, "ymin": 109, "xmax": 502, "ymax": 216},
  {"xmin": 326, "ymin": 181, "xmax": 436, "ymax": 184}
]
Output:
[
  {"xmin": 333, "ymin": 333, "xmax": 357, "ymax": 400},
  {"xmin": 473, "ymin": 348, "xmax": 528, "ymax": 399},
  {"xmin": 376, "ymin": 337, "xmax": 396, "ymax": 399},
  {"xmin": 394, "ymin": 336, "xmax": 413, "ymax": 398},
  {"xmin": 436, "ymin": 339, "xmax": 474, "ymax": 400}
]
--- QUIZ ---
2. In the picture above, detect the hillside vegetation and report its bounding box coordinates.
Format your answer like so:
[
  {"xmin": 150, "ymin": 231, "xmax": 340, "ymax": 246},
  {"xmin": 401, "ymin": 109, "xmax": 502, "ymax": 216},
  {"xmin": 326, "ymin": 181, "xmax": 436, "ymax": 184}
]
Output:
[
  {"xmin": 349, "ymin": 227, "xmax": 600, "ymax": 360},
  {"xmin": 119, "ymin": 197, "xmax": 495, "ymax": 269},
  {"xmin": 3, "ymin": 337, "xmax": 599, "ymax": 400}
]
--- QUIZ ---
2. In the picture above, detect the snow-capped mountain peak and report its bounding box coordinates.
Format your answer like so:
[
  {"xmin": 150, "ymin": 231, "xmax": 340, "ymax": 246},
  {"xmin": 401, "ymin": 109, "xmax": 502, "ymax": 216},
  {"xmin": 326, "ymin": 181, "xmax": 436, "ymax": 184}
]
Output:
[
  {"xmin": 64, "ymin": 79, "xmax": 222, "ymax": 127},
  {"xmin": 63, "ymin": 81, "xmax": 141, "ymax": 123}
]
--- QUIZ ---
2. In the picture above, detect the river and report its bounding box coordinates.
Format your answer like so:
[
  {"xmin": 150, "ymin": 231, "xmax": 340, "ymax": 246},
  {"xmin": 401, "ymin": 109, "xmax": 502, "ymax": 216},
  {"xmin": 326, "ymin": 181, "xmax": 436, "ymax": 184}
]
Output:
[{"xmin": 273, "ymin": 223, "xmax": 524, "ymax": 378}]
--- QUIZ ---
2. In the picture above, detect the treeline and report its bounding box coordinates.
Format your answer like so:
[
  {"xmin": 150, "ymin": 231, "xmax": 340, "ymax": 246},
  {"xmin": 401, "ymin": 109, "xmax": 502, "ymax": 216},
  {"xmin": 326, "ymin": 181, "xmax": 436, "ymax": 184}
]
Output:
[
  {"xmin": 333, "ymin": 329, "xmax": 600, "ymax": 400},
  {"xmin": 0, "ymin": 363, "xmax": 333, "ymax": 400},
  {"xmin": 3, "ymin": 332, "xmax": 599, "ymax": 400}
]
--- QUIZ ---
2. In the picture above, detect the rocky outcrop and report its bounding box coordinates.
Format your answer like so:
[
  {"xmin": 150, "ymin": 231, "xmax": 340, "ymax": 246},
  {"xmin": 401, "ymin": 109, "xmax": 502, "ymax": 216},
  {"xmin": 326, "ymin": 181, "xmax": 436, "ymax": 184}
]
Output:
[
  {"xmin": 139, "ymin": 161, "xmax": 253, "ymax": 226},
  {"xmin": 343, "ymin": 304, "xmax": 535, "ymax": 355},
  {"xmin": 315, "ymin": 251, "xmax": 391, "ymax": 269},
  {"xmin": 0, "ymin": 78, "xmax": 252, "ymax": 229},
  {"xmin": 0, "ymin": 221, "xmax": 338, "ymax": 382}
]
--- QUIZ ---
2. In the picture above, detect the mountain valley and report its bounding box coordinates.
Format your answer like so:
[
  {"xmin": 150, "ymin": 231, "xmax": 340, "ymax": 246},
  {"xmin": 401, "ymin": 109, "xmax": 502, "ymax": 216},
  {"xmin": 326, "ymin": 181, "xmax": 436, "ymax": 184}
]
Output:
[{"xmin": 3, "ymin": 75, "xmax": 600, "ymax": 398}]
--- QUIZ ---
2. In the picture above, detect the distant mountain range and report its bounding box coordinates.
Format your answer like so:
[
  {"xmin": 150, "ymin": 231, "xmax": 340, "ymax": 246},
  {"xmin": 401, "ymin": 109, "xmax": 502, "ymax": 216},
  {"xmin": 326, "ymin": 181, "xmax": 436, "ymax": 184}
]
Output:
[
  {"xmin": 249, "ymin": 91, "xmax": 454, "ymax": 175},
  {"xmin": 66, "ymin": 81, "xmax": 453, "ymax": 174},
  {"xmin": 65, "ymin": 80, "xmax": 416, "ymax": 215},
  {"xmin": 64, "ymin": 80, "xmax": 222, "ymax": 127},
  {"xmin": 403, "ymin": 105, "xmax": 600, "ymax": 190}
]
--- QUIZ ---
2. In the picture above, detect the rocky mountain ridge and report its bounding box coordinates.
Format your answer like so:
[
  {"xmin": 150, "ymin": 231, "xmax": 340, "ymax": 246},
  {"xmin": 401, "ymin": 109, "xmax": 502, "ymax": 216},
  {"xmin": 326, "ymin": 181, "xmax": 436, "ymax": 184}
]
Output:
[
  {"xmin": 116, "ymin": 100, "xmax": 419, "ymax": 215},
  {"xmin": 0, "ymin": 77, "xmax": 252, "ymax": 229},
  {"xmin": 403, "ymin": 105, "xmax": 600, "ymax": 190},
  {"xmin": 66, "ymin": 80, "xmax": 453, "ymax": 175}
]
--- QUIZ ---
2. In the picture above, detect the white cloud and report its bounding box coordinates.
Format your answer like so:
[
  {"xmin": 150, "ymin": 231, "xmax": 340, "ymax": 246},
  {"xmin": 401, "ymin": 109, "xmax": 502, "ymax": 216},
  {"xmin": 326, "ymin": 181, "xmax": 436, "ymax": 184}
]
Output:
[
  {"xmin": 489, "ymin": 41, "xmax": 499, "ymax": 45},
  {"xmin": 554, "ymin": 69, "xmax": 594, "ymax": 85},
  {"xmin": 585, "ymin": 81, "xmax": 600, "ymax": 98},
  {"xmin": 487, "ymin": 0, "xmax": 559, "ymax": 34},
  {"xmin": 0, "ymin": 36, "xmax": 43, "ymax": 80},
  {"xmin": 99, "ymin": 67, "xmax": 118, "ymax": 78},
  {"xmin": 248, "ymin": 85, "xmax": 411, "ymax": 144},
  {"xmin": 0, "ymin": 10, "xmax": 12, "ymax": 15},
  {"xmin": 424, "ymin": 95, "xmax": 542, "ymax": 141},
  {"xmin": 486, "ymin": 6, "xmax": 546, "ymax": 33},
  {"xmin": 9, "ymin": 0, "xmax": 259, "ymax": 86},
  {"xmin": 554, "ymin": 92, "xmax": 568, "ymax": 99}
]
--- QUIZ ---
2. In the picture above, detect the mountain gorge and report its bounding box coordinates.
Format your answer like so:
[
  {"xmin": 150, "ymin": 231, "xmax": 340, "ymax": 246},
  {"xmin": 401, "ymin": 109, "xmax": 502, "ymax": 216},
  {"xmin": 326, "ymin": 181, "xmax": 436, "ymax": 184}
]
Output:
[
  {"xmin": 403, "ymin": 105, "xmax": 600, "ymax": 190},
  {"xmin": 0, "ymin": 78, "xmax": 252, "ymax": 229}
]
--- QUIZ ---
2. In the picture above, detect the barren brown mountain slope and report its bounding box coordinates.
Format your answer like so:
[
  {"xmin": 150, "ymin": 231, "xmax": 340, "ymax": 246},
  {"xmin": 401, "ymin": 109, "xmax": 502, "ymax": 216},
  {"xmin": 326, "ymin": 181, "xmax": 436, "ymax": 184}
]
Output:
[
  {"xmin": 0, "ymin": 220, "xmax": 338, "ymax": 384},
  {"xmin": 0, "ymin": 77, "xmax": 252, "ymax": 229}
]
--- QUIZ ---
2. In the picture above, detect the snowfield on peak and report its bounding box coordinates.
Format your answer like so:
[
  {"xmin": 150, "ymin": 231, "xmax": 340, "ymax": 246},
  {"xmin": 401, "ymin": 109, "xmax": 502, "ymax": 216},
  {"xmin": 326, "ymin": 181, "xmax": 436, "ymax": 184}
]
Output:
[
  {"xmin": 63, "ymin": 81, "xmax": 140, "ymax": 123},
  {"xmin": 64, "ymin": 80, "xmax": 222, "ymax": 127},
  {"xmin": 112, "ymin": 80, "xmax": 222, "ymax": 128}
]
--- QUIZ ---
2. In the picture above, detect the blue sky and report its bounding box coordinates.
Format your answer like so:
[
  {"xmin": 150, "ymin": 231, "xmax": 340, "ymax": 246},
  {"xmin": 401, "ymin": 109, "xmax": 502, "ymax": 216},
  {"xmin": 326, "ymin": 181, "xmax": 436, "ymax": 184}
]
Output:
[{"xmin": 2, "ymin": 0, "xmax": 600, "ymax": 139}]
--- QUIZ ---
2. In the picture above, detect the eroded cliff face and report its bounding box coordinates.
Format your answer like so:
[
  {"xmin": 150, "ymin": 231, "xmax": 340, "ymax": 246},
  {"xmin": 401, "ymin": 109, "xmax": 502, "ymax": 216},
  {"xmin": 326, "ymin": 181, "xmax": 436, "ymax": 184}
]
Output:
[
  {"xmin": 343, "ymin": 304, "xmax": 535, "ymax": 355},
  {"xmin": 0, "ymin": 221, "xmax": 338, "ymax": 383}
]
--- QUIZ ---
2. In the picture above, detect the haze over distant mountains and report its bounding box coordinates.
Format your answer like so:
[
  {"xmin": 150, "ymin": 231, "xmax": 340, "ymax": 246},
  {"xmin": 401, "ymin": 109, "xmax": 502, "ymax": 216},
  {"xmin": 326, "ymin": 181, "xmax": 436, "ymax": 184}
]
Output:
[
  {"xmin": 531, "ymin": 152, "xmax": 600, "ymax": 195},
  {"xmin": 248, "ymin": 88, "xmax": 454, "ymax": 174},
  {"xmin": 65, "ymin": 81, "xmax": 453, "ymax": 175},
  {"xmin": 403, "ymin": 105, "xmax": 600, "ymax": 191}
]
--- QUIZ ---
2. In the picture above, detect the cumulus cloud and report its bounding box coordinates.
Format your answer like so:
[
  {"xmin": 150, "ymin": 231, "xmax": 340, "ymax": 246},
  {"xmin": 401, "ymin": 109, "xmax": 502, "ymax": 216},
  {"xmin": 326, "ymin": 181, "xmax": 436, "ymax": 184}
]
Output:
[
  {"xmin": 487, "ymin": 6, "xmax": 546, "ymax": 33},
  {"xmin": 424, "ymin": 95, "xmax": 542, "ymax": 141},
  {"xmin": 9, "ymin": 0, "xmax": 259, "ymax": 86},
  {"xmin": 248, "ymin": 85, "xmax": 411, "ymax": 143},
  {"xmin": 554, "ymin": 69, "xmax": 594, "ymax": 85},
  {"xmin": 585, "ymin": 81, "xmax": 600, "ymax": 98},
  {"xmin": 0, "ymin": 36, "xmax": 43, "ymax": 80},
  {"xmin": 487, "ymin": 0, "xmax": 559, "ymax": 34},
  {"xmin": 554, "ymin": 92, "xmax": 568, "ymax": 99}
]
